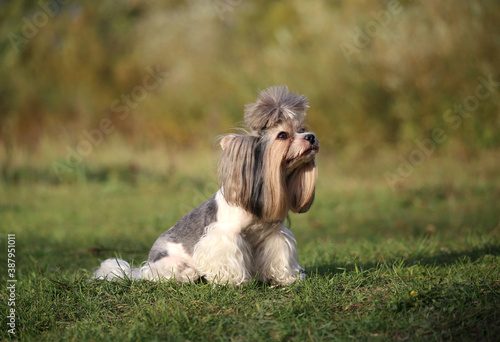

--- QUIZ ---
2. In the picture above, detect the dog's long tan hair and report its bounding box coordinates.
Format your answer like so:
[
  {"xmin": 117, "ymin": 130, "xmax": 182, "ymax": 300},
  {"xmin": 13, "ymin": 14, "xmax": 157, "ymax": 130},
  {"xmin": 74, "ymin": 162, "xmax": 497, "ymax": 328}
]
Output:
[{"xmin": 219, "ymin": 86, "xmax": 318, "ymax": 221}]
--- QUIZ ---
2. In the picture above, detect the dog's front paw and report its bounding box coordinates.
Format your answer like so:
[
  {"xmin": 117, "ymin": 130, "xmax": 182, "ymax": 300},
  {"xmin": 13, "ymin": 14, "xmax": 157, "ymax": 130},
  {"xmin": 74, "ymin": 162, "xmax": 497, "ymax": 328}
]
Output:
[{"xmin": 263, "ymin": 266, "xmax": 304, "ymax": 286}]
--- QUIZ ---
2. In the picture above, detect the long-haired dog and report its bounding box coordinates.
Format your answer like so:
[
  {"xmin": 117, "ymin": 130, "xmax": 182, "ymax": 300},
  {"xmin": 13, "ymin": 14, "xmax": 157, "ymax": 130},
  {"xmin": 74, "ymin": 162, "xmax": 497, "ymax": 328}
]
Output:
[{"xmin": 93, "ymin": 86, "xmax": 319, "ymax": 285}]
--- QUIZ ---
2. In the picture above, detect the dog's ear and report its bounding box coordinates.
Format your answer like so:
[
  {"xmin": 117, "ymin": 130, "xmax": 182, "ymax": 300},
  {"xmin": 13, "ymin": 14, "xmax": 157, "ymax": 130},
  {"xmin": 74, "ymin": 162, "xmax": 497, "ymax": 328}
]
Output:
[
  {"xmin": 220, "ymin": 134, "xmax": 236, "ymax": 151},
  {"xmin": 287, "ymin": 160, "xmax": 317, "ymax": 214},
  {"xmin": 219, "ymin": 134, "xmax": 265, "ymax": 217}
]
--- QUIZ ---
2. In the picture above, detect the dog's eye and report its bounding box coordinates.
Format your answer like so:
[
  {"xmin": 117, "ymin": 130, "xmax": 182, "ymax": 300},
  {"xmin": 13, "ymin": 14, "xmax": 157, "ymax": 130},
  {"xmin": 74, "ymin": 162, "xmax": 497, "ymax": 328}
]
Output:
[
  {"xmin": 277, "ymin": 132, "xmax": 288, "ymax": 140},
  {"xmin": 298, "ymin": 128, "xmax": 306, "ymax": 134}
]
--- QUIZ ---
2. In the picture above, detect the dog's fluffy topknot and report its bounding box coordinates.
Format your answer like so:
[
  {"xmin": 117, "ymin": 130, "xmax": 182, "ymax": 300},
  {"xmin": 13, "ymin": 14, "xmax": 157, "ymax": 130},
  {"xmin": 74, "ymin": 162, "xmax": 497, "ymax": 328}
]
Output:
[{"xmin": 244, "ymin": 86, "xmax": 309, "ymax": 132}]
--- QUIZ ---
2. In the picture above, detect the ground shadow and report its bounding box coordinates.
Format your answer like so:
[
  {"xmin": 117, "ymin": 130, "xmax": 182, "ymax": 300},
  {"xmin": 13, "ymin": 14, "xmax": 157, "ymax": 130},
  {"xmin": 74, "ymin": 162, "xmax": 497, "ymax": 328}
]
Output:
[{"xmin": 307, "ymin": 243, "xmax": 500, "ymax": 276}]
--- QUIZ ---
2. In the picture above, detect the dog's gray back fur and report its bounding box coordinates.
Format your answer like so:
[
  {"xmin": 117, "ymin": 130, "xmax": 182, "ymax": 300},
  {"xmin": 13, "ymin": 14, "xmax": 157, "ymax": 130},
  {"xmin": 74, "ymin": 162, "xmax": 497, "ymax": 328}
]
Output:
[{"xmin": 148, "ymin": 195, "xmax": 218, "ymax": 262}]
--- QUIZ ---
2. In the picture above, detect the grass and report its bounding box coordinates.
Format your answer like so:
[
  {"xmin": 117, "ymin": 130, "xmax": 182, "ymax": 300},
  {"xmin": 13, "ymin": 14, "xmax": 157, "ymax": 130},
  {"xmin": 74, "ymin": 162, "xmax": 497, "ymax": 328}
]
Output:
[{"xmin": 0, "ymin": 151, "xmax": 499, "ymax": 341}]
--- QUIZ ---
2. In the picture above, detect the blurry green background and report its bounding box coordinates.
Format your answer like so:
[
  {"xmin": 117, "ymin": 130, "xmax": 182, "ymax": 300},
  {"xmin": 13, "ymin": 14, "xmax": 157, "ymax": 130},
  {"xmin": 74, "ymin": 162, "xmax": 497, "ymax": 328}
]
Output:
[{"xmin": 0, "ymin": 0, "xmax": 499, "ymax": 183}]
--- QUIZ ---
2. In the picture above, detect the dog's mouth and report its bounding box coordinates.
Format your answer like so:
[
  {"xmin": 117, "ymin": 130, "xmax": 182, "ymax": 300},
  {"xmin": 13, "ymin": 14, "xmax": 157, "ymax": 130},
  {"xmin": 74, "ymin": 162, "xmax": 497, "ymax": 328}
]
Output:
[
  {"xmin": 306, "ymin": 145, "xmax": 319, "ymax": 154},
  {"xmin": 285, "ymin": 146, "xmax": 318, "ymax": 167}
]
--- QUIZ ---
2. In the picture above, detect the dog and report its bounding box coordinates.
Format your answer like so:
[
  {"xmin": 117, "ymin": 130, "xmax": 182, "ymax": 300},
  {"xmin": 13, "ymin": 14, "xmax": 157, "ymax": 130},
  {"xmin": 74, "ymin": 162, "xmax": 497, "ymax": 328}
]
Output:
[{"xmin": 93, "ymin": 86, "xmax": 319, "ymax": 285}]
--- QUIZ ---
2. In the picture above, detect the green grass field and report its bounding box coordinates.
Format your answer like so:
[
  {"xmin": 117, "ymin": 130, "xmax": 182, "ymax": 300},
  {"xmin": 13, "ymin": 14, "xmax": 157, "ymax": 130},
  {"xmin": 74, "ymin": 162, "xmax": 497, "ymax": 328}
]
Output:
[{"xmin": 1, "ymin": 151, "xmax": 499, "ymax": 341}]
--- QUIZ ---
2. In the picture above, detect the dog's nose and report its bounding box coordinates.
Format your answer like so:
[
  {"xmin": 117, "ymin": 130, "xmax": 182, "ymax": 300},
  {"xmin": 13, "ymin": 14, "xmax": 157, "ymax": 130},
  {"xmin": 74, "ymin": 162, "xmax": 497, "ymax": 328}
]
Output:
[{"xmin": 304, "ymin": 134, "xmax": 316, "ymax": 145}]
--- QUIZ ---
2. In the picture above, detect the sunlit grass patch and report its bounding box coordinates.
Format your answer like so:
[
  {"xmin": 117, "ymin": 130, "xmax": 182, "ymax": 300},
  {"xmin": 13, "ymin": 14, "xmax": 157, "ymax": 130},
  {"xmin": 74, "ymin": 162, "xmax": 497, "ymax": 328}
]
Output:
[{"xmin": 1, "ymin": 152, "xmax": 499, "ymax": 340}]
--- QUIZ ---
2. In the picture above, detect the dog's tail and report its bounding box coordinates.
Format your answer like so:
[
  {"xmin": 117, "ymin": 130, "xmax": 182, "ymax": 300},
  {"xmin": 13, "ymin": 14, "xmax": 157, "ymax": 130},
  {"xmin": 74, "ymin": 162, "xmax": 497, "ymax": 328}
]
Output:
[
  {"xmin": 92, "ymin": 258, "xmax": 192, "ymax": 281},
  {"xmin": 92, "ymin": 258, "xmax": 142, "ymax": 281}
]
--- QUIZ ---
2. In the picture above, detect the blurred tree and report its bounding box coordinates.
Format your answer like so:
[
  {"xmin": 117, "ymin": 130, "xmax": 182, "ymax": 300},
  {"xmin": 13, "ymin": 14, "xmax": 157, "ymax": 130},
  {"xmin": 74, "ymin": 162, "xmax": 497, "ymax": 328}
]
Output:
[{"xmin": 0, "ymin": 0, "xmax": 499, "ymax": 158}]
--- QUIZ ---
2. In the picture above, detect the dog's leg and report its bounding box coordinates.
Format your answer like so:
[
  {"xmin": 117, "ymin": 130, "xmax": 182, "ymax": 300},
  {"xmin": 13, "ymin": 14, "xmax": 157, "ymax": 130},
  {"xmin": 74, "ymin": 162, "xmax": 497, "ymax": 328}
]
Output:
[
  {"xmin": 139, "ymin": 257, "xmax": 199, "ymax": 282},
  {"xmin": 139, "ymin": 242, "xmax": 199, "ymax": 282},
  {"xmin": 254, "ymin": 226, "xmax": 303, "ymax": 285},
  {"xmin": 192, "ymin": 223, "xmax": 253, "ymax": 285}
]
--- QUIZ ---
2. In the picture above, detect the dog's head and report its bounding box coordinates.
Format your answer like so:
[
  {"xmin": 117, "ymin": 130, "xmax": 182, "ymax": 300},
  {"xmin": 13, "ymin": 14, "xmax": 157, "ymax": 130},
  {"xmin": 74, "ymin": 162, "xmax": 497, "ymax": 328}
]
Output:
[{"xmin": 219, "ymin": 86, "xmax": 319, "ymax": 221}]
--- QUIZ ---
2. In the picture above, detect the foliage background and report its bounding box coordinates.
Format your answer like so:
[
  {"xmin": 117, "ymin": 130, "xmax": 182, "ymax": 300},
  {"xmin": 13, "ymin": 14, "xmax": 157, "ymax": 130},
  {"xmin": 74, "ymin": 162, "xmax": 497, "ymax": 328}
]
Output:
[{"xmin": 1, "ymin": 0, "xmax": 499, "ymax": 178}]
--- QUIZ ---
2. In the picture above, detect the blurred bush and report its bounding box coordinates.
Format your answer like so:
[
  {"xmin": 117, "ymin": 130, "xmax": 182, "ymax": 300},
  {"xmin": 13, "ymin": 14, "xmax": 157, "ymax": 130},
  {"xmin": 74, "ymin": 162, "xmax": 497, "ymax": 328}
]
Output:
[{"xmin": 1, "ymin": 0, "xmax": 499, "ymax": 159}]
